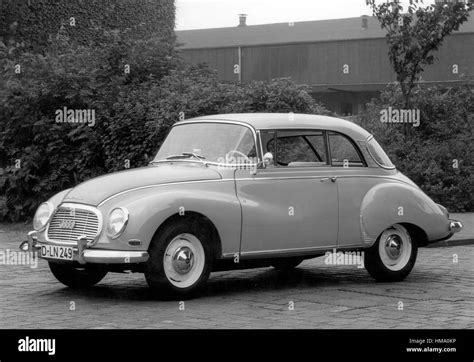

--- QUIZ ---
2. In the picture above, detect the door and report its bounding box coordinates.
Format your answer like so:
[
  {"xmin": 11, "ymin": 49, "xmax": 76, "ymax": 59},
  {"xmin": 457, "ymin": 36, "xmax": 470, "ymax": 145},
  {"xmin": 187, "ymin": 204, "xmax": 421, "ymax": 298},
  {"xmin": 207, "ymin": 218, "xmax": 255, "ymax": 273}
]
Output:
[
  {"xmin": 235, "ymin": 129, "xmax": 339, "ymax": 258},
  {"xmin": 325, "ymin": 131, "xmax": 377, "ymax": 248}
]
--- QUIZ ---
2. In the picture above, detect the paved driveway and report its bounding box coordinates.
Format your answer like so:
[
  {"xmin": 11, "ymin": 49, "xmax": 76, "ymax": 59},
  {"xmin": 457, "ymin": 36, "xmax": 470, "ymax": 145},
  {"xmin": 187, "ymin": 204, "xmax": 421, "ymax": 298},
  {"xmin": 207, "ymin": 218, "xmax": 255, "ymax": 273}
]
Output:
[{"xmin": 0, "ymin": 231, "xmax": 472, "ymax": 329}]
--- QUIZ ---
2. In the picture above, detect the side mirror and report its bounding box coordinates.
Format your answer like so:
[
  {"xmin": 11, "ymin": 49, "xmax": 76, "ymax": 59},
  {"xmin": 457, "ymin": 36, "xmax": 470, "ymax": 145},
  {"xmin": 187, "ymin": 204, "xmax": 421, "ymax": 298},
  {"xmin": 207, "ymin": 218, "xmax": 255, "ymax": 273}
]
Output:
[{"xmin": 250, "ymin": 152, "xmax": 273, "ymax": 176}]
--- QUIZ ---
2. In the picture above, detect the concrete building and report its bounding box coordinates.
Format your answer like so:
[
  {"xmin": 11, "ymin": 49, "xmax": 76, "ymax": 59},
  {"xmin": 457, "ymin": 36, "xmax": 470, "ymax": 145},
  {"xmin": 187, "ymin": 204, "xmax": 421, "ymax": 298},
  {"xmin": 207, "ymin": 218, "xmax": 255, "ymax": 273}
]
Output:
[{"xmin": 176, "ymin": 14, "xmax": 474, "ymax": 115}]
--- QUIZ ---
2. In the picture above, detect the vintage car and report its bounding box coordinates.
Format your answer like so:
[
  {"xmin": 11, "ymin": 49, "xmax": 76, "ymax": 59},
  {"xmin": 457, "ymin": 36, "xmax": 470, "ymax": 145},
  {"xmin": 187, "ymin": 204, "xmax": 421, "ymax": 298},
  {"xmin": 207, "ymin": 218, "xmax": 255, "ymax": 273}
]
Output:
[{"xmin": 22, "ymin": 113, "xmax": 463, "ymax": 298}]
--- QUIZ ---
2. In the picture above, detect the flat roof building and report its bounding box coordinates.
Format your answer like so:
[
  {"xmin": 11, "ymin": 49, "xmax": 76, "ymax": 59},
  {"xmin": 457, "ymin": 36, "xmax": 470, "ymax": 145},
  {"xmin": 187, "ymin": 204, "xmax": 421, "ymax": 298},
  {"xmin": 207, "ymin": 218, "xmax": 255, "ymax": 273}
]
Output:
[{"xmin": 176, "ymin": 15, "xmax": 474, "ymax": 115}]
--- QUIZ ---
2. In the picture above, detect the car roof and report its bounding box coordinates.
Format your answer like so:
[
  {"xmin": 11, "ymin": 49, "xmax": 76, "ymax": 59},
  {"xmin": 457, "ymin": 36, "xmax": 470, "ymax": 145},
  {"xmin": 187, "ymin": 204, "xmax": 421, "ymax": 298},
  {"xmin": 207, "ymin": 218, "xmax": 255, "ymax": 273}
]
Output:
[{"xmin": 179, "ymin": 113, "xmax": 371, "ymax": 141}]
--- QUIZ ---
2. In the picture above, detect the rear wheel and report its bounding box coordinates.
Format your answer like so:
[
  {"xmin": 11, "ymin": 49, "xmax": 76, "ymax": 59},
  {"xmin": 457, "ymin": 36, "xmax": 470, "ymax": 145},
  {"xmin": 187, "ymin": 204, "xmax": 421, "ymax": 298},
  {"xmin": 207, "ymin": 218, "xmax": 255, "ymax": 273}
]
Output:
[
  {"xmin": 145, "ymin": 220, "xmax": 213, "ymax": 299},
  {"xmin": 365, "ymin": 224, "xmax": 418, "ymax": 282},
  {"xmin": 49, "ymin": 262, "xmax": 107, "ymax": 289}
]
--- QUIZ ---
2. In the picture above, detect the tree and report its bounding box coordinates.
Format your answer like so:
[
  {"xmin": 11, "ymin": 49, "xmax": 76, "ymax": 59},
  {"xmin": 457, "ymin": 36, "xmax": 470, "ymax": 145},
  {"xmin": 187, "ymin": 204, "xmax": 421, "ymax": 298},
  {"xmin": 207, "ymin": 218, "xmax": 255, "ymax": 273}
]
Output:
[{"xmin": 367, "ymin": 0, "xmax": 473, "ymax": 108}]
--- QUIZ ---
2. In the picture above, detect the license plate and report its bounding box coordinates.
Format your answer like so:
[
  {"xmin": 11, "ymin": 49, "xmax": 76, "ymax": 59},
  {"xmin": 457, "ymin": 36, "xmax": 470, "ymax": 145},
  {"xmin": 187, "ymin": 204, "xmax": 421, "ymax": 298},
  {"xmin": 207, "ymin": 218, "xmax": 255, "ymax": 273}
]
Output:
[{"xmin": 40, "ymin": 245, "xmax": 74, "ymax": 261}]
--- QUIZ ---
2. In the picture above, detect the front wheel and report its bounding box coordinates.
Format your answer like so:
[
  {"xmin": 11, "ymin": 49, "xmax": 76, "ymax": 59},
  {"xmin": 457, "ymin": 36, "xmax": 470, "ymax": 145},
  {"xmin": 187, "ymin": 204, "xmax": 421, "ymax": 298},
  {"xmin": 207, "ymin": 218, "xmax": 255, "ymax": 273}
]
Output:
[
  {"xmin": 365, "ymin": 224, "xmax": 418, "ymax": 282},
  {"xmin": 145, "ymin": 221, "xmax": 213, "ymax": 299},
  {"xmin": 49, "ymin": 262, "xmax": 107, "ymax": 289}
]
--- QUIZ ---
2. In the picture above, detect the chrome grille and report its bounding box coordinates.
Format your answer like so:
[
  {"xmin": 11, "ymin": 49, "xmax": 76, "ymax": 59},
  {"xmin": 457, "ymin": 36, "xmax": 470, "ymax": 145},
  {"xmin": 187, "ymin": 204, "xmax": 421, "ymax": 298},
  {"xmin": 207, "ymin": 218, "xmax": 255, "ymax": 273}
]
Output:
[{"xmin": 47, "ymin": 205, "xmax": 100, "ymax": 244}]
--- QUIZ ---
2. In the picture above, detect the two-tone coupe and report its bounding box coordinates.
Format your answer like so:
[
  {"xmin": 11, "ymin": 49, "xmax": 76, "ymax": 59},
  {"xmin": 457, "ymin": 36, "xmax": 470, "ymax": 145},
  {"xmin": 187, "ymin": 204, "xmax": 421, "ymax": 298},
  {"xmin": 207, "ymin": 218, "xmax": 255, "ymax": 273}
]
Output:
[{"xmin": 22, "ymin": 113, "xmax": 463, "ymax": 298}]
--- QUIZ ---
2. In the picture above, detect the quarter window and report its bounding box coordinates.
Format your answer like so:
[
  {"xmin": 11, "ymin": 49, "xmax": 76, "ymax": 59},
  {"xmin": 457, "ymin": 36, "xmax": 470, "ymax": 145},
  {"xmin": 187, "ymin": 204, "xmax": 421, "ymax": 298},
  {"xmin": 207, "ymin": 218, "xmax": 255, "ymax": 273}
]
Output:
[
  {"xmin": 328, "ymin": 132, "xmax": 365, "ymax": 167},
  {"xmin": 367, "ymin": 137, "xmax": 395, "ymax": 169}
]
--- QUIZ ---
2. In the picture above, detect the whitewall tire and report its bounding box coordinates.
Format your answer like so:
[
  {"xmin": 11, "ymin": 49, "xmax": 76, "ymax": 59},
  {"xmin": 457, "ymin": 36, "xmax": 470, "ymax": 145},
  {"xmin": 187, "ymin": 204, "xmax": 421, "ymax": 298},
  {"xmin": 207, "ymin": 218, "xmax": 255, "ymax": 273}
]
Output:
[{"xmin": 365, "ymin": 224, "xmax": 418, "ymax": 282}]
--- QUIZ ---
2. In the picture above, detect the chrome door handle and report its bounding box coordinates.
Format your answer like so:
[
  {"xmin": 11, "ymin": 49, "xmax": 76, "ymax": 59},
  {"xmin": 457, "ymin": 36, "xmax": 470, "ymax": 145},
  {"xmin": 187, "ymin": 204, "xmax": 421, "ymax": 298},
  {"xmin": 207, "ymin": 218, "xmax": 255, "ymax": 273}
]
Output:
[{"xmin": 320, "ymin": 177, "xmax": 337, "ymax": 183}]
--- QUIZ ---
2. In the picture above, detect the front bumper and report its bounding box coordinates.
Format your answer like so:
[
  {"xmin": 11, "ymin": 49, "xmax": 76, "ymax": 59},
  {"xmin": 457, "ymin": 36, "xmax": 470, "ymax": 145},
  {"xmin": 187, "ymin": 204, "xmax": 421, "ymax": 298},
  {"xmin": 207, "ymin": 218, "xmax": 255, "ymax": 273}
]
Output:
[{"xmin": 25, "ymin": 231, "xmax": 149, "ymax": 265}]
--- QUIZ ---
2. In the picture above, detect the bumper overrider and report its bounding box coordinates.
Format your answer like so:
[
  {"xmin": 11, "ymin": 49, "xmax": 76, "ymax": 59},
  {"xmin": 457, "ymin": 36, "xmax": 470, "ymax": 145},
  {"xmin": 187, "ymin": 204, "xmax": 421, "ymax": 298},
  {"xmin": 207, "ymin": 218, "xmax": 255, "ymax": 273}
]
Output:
[
  {"xmin": 449, "ymin": 220, "xmax": 463, "ymax": 234},
  {"xmin": 23, "ymin": 231, "xmax": 149, "ymax": 265},
  {"xmin": 433, "ymin": 219, "xmax": 464, "ymax": 243}
]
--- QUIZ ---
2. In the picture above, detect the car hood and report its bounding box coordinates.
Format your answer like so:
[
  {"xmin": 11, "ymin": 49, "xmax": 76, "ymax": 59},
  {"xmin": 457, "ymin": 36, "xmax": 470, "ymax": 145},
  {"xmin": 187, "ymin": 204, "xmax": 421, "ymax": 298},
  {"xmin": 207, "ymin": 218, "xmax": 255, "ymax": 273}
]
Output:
[{"xmin": 62, "ymin": 163, "xmax": 222, "ymax": 206}]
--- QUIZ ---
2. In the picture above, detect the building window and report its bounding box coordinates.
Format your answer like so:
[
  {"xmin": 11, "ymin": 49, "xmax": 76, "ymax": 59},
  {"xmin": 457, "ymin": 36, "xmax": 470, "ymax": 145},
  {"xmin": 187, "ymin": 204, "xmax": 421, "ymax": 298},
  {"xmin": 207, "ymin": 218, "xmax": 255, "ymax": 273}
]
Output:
[{"xmin": 341, "ymin": 102, "xmax": 353, "ymax": 116}]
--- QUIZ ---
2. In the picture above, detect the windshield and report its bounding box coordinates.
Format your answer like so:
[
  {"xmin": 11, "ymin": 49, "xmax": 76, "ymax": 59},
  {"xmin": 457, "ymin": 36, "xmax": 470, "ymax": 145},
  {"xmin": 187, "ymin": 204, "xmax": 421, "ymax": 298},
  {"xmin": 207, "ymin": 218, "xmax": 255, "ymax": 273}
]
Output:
[
  {"xmin": 367, "ymin": 137, "xmax": 395, "ymax": 169},
  {"xmin": 153, "ymin": 122, "xmax": 257, "ymax": 165}
]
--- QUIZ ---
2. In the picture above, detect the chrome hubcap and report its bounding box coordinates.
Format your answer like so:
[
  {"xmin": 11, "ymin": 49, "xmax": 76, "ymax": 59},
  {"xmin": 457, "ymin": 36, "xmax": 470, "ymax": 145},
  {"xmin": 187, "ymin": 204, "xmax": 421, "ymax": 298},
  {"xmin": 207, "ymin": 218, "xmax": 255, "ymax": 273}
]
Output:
[
  {"xmin": 385, "ymin": 235, "xmax": 402, "ymax": 260},
  {"xmin": 172, "ymin": 246, "xmax": 194, "ymax": 274},
  {"xmin": 378, "ymin": 225, "xmax": 412, "ymax": 271},
  {"xmin": 163, "ymin": 233, "xmax": 205, "ymax": 288}
]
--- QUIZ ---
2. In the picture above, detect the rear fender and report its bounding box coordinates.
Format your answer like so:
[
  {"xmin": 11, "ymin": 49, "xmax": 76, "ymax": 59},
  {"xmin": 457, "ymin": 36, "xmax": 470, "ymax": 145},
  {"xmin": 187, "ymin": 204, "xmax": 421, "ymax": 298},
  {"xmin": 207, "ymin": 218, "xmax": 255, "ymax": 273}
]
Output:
[{"xmin": 360, "ymin": 182, "xmax": 450, "ymax": 246}]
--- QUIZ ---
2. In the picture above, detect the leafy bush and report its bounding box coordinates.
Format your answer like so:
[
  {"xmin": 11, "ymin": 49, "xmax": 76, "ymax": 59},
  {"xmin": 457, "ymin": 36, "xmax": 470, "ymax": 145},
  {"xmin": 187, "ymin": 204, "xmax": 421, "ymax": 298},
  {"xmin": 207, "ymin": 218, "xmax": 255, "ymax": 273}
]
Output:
[
  {"xmin": 0, "ymin": 0, "xmax": 175, "ymax": 52},
  {"xmin": 0, "ymin": 30, "xmax": 180, "ymax": 220},
  {"xmin": 357, "ymin": 83, "xmax": 473, "ymax": 212}
]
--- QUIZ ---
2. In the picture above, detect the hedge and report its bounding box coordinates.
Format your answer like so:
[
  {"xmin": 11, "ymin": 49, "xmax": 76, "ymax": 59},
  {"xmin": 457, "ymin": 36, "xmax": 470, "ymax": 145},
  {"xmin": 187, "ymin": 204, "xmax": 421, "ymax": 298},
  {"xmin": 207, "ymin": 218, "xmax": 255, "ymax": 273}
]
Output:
[
  {"xmin": 356, "ymin": 83, "xmax": 473, "ymax": 212},
  {"xmin": 0, "ymin": 0, "xmax": 175, "ymax": 52}
]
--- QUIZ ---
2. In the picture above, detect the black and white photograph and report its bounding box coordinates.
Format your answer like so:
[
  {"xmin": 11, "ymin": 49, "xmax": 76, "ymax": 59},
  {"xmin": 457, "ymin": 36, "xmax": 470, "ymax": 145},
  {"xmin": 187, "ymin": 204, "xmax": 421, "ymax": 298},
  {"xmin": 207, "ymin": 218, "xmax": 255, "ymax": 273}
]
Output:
[{"xmin": 0, "ymin": 0, "xmax": 473, "ymax": 360}]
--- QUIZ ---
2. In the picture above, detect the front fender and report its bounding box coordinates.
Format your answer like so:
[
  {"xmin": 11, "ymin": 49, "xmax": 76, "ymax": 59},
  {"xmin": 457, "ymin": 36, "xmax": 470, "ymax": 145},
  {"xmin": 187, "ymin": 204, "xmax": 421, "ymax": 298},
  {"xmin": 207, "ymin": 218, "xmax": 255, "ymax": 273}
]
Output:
[
  {"xmin": 96, "ymin": 180, "xmax": 241, "ymax": 256},
  {"xmin": 360, "ymin": 182, "xmax": 450, "ymax": 245}
]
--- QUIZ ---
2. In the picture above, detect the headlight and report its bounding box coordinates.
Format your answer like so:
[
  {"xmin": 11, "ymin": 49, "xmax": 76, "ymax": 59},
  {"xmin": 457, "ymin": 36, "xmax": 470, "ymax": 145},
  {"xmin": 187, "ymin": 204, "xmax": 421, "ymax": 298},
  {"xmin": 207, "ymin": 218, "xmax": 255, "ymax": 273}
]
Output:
[
  {"xmin": 33, "ymin": 202, "xmax": 54, "ymax": 231},
  {"xmin": 106, "ymin": 207, "xmax": 129, "ymax": 239}
]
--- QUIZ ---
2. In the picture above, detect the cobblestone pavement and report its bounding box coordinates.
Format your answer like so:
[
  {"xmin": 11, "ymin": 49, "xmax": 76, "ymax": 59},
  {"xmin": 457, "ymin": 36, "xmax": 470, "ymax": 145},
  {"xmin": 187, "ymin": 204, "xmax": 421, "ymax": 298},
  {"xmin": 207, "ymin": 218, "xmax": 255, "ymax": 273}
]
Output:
[{"xmin": 0, "ymin": 233, "xmax": 473, "ymax": 329}]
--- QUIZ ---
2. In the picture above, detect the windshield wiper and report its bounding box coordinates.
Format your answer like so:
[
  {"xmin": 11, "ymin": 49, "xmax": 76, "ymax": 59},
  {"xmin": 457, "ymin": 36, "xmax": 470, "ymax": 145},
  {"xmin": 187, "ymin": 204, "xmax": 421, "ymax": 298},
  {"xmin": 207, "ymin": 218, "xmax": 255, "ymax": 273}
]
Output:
[
  {"xmin": 149, "ymin": 152, "xmax": 207, "ymax": 166},
  {"xmin": 165, "ymin": 152, "xmax": 206, "ymax": 161},
  {"xmin": 181, "ymin": 152, "xmax": 207, "ymax": 161}
]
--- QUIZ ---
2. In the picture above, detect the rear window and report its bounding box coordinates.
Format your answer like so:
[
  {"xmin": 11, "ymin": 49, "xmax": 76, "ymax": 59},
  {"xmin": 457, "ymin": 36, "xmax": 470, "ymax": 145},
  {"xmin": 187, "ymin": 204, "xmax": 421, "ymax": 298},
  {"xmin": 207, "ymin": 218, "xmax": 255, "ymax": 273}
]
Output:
[{"xmin": 367, "ymin": 138, "xmax": 395, "ymax": 169}]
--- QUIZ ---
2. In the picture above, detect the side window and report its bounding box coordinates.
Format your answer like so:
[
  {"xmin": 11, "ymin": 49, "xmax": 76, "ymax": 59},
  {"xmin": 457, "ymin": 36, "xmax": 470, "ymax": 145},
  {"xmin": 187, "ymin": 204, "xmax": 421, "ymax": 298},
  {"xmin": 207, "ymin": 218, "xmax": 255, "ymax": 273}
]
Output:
[
  {"xmin": 276, "ymin": 136, "xmax": 317, "ymax": 166},
  {"xmin": 261, "ymin": 131, "xmax": 275, "ymax": 154},
  {"xmin": 265, "ymin": 130, "xmax": 328, "ymax": 167},
  {"xmin": 328, "ymin": 132, "xmax": 365, "ymax": 167},
  {"xmin": 306, "ymin": 134, "xmax": 327, "ymax": 163}
]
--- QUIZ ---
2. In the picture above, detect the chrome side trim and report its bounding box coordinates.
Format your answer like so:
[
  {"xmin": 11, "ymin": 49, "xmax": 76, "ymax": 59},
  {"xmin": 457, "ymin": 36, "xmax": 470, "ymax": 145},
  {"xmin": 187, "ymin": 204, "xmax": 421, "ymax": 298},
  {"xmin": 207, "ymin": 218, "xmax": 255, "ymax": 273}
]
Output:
[
  {"xmin": 98, "ymin": 178, "xmax": 235, "ymax": 206},
  {"xmin": 240, "ymin": 245, "xmax": 361, "ymax": 259},
  {"xmin": 236, "ymin": 174, "xmax": 399, "ymax": 182},
  {"xmin": 225, "ymin": 246, "xmax": 372, "ymax": 259},
  {"xmin": 99, "ymin": 174, "xmax": 405, "ymax": 206}
]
